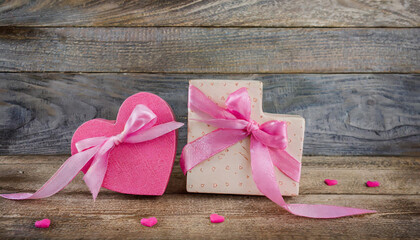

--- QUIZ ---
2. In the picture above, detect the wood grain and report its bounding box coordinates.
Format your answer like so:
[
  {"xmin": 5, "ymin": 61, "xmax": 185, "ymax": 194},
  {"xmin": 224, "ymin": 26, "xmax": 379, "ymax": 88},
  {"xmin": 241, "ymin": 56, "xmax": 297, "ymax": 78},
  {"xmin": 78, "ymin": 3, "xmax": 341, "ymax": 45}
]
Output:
[
  {"xmin": 0, "ymin": 193, "xmax": 419, "ymax": 239},
  {"xmin": 1, "ymin": 1, "xmax": 419, "ymax": 239},
  {"xmin": 0, "ymin": 27, "xmax": 418, "ymax": 73},
  {"xmin": 1, "ymin": 73, "xmax": 419, "ymax": 156},
  {"xmin": 1, "ymin": 155, "xmax": 419, "ymax": 195},
  {"xmin": 0, "ymin": 0, "xmax": 419, "ymax": 27},
  {"xmin": 1, "ymin": 155, "xmax": 419, "ymax": 239}
]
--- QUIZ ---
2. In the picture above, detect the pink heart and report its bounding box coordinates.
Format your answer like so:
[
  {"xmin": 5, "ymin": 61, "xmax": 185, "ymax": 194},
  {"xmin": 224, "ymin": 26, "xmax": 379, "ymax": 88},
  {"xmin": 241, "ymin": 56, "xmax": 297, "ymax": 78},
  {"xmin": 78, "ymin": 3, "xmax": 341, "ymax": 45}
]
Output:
[
  {"xmin": 141, "ymin": 217, "xmax": 158, "ymax": 227},
  {"xmin": 366, "ymin": 181, "xmax": 380, "ymax": 187},
  {"xmin": 35, "ymin": 219, "xmax": 51, "ymax": 228},
  {"xmin": 71, "ymin": 93, "xmax": 178, "ymax": 195},
  {"xmin": 210, "ymin": 213, "xmax": 225, "ymax": 223},
  {"xmin": 324, "ymin": 179, "xmax": 338, "ymax": 186}
]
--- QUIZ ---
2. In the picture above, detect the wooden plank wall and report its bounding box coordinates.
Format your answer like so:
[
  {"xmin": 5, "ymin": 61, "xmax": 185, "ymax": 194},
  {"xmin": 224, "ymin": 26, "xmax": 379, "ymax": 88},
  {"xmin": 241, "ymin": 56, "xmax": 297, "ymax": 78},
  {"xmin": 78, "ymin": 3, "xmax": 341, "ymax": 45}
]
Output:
[
  {"xmin": 1, "ymin": 0, "xmax": 419, "ymax": 27},
  {"xmin": 1, "ymin": 73, "xmax": 419, "ymax": 155},
  {"xmin": 0, "ymin": 1, "xmax": 419, "ymax": 239},
  {"xmin": 0, "ymin": 28, "xmax": 418, "ymax": 73},
  {"xmin": 0, "ymin": 1, "xmax": 419, "ymax": 157}
]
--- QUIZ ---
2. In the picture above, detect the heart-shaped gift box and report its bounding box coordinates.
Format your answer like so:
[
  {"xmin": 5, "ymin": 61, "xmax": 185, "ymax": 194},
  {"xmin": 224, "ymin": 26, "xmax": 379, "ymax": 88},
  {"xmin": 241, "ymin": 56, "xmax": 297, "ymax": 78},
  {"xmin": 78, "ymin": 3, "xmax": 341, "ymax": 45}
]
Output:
[
  {"xmin": 71, "ymin": 92, "xmax": 178, "ymax": 196},
  {"xmin": 0, "ymin": 92, "xmax": 182, "ymax": 201}
]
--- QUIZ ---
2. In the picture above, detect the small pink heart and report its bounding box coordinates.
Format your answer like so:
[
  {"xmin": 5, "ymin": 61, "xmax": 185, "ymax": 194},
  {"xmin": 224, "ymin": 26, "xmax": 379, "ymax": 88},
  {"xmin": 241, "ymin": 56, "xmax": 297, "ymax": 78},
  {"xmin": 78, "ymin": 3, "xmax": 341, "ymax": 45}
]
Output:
[
  {"xmin": 71, "ymin": 93, "xmax": 178, "ymax": 196},
  {"xmin": 35, "ymin": 219, "xmax": 51, "ymax": 228},
  {"xmin": 324, "ymin": 179, "xmax": 338, "ymax": 186},
  {"xmin": 141, "ymin": 217, "xmax": 158, "ymax": 227},
  {"xmin": 210, "ymin": 213, "xmax": 225, "ymax": 223},
  {"xmin": 366, "ymin": 181, "xmax": 380, "ymax": 187}
]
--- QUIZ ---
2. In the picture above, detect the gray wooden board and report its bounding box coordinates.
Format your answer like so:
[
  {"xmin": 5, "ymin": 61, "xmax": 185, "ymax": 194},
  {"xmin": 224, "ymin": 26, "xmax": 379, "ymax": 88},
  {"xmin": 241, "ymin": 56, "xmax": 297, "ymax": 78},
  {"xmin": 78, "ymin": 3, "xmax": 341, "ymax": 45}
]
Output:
[
  {"xmin": 0, "ymin": 27, "xmax": 419, "ymax": 73},
  {"xmin": 1, "ymin": 73, "xmax": 419, "ymax": 156},
  {"xmin": 0, "ymin": 0, "xmax": 419, "ymax": 27}
]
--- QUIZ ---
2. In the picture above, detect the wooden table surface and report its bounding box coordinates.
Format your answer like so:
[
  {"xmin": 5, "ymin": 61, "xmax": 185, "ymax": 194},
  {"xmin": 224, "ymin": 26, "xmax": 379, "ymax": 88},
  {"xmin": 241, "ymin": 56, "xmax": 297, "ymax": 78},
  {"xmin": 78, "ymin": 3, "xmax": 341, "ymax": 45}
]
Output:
[{"xmin": 0, "ymin": 1, "xmax": 419, "ymax": 239}]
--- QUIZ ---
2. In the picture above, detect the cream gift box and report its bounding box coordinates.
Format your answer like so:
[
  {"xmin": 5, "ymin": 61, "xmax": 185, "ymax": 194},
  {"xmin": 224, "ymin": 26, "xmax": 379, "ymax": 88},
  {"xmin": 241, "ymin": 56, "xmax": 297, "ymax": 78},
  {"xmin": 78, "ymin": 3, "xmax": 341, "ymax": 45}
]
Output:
[{"xmin": 186, "ymin": 80, "xmax": 305, "ymax": 196}]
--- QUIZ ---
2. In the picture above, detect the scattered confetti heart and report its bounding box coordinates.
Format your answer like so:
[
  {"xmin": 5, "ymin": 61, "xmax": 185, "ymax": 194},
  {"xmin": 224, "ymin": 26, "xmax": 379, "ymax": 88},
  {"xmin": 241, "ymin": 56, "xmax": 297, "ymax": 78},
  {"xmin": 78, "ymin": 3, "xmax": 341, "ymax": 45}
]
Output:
[
  {"xmin": 210, "ymin": 213, "xmax": 225, "ymax": 223},
  {"xmin": 34, "ymin": 219, "xmax": 51, "ymax": 228},
  {"xmin": 141, "ymin": 217, "xmax": 158, "ymax": 227},
  {"xmin": 366, "ymin": 181, "xmax": 380, "ymax": 187},
  {"xmin": 324, "ymin": 179, "xmax": 338, "ymax": 186}
]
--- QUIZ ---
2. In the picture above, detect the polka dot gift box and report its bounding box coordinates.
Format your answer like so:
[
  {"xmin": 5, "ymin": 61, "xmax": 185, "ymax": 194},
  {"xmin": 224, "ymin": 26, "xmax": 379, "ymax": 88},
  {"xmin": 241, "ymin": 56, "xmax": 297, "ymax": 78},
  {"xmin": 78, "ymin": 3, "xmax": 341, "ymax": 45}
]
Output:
[
  {"xmin": 182, "ymin": 80, "xmax": 304, "ymax": 196},
  {"xmin": 180, "ymin": 80, "xmax": 374, "ymax": 218}
]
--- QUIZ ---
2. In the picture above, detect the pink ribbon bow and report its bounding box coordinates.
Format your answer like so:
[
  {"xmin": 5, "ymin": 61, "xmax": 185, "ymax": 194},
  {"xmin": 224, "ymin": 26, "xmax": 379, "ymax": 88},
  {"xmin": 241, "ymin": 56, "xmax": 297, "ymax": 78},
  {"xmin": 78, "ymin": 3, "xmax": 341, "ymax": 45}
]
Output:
[
  {"xmin": 1, "ymin": 104, "xmax": 183, "ymax": 201},
  {"xmin": 180, "ymin": 86, "xmax": 375, "ymax": 218}
]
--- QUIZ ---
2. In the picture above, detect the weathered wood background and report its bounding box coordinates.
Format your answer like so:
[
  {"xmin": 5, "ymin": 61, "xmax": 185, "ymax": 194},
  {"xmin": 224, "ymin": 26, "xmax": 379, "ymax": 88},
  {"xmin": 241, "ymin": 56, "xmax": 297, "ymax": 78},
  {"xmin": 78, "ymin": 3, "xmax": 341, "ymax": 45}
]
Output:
[
  {"xmin": 0, "ymin": 0, "xmax": 419, "ymax": 239},
  {"xmin": 0, "ymin": 28, "xmax": 418, "ymax": 73},
  {"xmin": 1, "ymin": 0, "xmax": 419, "ymax": 27},
  {"xmin": 1, "ymin": 73, "xmax": 419, "ymax": 155}
]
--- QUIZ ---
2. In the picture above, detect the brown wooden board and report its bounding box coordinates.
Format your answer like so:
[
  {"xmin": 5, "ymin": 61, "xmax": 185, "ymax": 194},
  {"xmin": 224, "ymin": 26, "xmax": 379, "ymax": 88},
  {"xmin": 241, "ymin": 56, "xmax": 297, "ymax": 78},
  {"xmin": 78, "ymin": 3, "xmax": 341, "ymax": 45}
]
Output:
[
  {"xmin": 0, "ymin": 155, "xmax": 418, "ymax": 195},
  {"xmin": 1, "ymin": 73, "xmax": 419, "ymax": 156},
  {"xmin": 0, "ymin": 27, "xmax": 418, "ymax": 73},
  {"xmin": 0, "ymin": 193, "xmax": 418, "ymax": 239},
  {"xmin": 0, "ymin": 0, "xmax": 419, "ymax": 27},
  {"xmin": 0, "ymin": 155, "xmax": 419, "ymax": 239}
]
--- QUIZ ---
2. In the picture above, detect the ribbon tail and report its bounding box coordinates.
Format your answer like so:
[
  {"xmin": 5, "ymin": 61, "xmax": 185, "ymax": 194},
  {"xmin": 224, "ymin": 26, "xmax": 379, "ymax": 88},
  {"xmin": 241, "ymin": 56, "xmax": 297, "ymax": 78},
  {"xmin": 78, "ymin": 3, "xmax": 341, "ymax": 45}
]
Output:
[
  {"xmin": 250, "ymin": 136, "xmax": 376, "ymax": 218},
  {"xmin": 286, "ymin": 204, "xmax": 376, "ymax": 218},
  {"xmin": 269, "ymin": 149, "xmax": 302, "ymax": 182},
  {"xmin": 83, "ymin": 139, "xmax": 114, "ymax": 201},
  {"xmin": 180, "ymin": 129, "xmax": 248, "ymax": 174},
  {"xmin": 0, "ymin": 146, "xmax": 99, "ymax": 200}
]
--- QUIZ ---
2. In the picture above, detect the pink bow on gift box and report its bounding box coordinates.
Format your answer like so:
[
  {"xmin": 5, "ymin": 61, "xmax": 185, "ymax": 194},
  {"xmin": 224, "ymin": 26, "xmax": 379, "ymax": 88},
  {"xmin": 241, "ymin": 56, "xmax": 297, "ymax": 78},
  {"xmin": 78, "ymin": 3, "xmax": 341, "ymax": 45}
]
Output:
[
  {"xmin": 1, "ymin": 105, "xmax": 183, "ymax": 200},
  {"xmin": 180, "ymin": 86, "xmax": 375, "ymax": 218}
]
